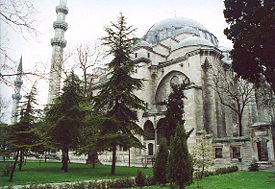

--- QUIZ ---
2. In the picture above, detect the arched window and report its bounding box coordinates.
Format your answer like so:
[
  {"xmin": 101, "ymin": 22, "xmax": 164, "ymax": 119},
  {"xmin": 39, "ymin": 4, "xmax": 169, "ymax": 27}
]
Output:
[
  {"xmin": 144, "ymin": 120, "xmax": 155, "ymax": 140},
  {"xmin": 170, "ymin": 75, "xmax": 180, "ymax": 86}
]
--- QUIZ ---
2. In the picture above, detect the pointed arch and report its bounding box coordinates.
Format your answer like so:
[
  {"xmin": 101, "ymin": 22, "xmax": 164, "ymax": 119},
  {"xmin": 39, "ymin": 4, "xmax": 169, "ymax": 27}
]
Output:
[{"xmin": 155, "ymin": 71, "xmax": 190, "ymax": 107}]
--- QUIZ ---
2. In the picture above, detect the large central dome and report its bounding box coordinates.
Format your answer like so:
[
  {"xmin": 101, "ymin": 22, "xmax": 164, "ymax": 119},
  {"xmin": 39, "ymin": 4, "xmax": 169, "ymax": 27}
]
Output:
[{"xmin": 143, "ymin": 17, "xmax": 218, "ymax": 46}]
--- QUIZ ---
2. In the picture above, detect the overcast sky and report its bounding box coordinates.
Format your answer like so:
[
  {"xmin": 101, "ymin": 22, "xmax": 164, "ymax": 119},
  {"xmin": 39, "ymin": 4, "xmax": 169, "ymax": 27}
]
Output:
[{"xmin": 1, "ymin": 0, "xmax": 232, "ymax": 123}]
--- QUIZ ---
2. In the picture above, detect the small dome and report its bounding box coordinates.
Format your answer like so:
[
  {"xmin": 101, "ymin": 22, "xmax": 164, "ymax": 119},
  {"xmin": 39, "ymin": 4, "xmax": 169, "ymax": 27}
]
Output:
[
  {"xmin": 134, "ymin": 40, "xmax": 152, "ymax": 48},
  {"xmin": 173, "ymin": 36, "xmax": 214, "ymax": 51}
]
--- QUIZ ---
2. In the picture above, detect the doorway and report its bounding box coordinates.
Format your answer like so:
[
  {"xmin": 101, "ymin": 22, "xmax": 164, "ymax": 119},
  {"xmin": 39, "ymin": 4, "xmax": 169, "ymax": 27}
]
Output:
[{"xmin": 257, "ymin": 140, "xmax": 268, "ymax": 161}]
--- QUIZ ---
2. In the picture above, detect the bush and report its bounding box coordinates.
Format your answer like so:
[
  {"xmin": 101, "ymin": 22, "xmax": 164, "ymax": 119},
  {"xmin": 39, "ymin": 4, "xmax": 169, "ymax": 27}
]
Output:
[
  {"xmin": 21, "ymin": 178, "xmax": 136, "ymax": 189},
  {"xmin": 215, "ymin": 166, "xmax": 238, "ymax": 175},
  {"xmin": 2, "ymin": 162, "xmax": 13, "ymax": 177},
  {"xmin": 194, "ymin": 170, "xmax": 214, "ymax": 179},
  {"xmin": 20, "ymin": 176, "xmax": 153, "ymax": 189},
  {"xmin": 135, "ymin": 170, "xmax": 146, "ymax": 187},
  {"xmin": 109, "ymin": 178, "xmax": 135, "ymax": 188},
  {"xmin": 145, "ymin": 176, "xmax": 154, "ymax": 186},
  {"xmin": 248, "ymin": 162, "xmax": 259, "ymax": 172}
]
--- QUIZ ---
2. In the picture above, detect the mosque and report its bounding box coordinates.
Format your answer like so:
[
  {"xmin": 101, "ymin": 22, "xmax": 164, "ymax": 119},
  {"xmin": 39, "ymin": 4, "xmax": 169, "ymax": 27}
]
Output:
[
  {"xmin": 90, "ymin": 17, "xmax": 275, "ymax": 167},
  {"xmin": 46, "ymin": 0, "xmax": 274, "ymax": 167}
]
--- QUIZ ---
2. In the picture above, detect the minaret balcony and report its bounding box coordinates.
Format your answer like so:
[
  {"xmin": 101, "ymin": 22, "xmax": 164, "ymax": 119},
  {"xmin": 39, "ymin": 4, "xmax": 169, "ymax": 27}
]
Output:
[
  {"xmin": 14, "ymin": 79, "xmax": 23, "ymax": 87},
  {"xmin": 12, "ymin": 94, "xmax": 22, "ymax": 101},
  {"xmin": 56, "ymin": 5, "xmax": 68, "ymax": 14},
  {"xmin": 51, "ymin": 38, "xmax": 67, "ymax": 48},
  {"xmin": 53, "ymin": 21, "xmax": 68, "ymax": 31}
]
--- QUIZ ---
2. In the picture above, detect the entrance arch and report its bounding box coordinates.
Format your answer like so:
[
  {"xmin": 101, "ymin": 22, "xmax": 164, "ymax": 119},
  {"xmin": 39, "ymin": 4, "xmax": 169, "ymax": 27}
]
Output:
[{"xmin": 148, "ymin": 143, "xmax": 154, "ymax": 155}]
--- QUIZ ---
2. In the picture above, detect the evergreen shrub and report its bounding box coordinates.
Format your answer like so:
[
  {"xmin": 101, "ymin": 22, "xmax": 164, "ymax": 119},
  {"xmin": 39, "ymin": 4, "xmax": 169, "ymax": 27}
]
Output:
[
  {"xmin": 248, "ymin": 162, "xmax": 259, "ymax": 171},
  {"xmin": 135, "ymin": 170, "xmax": 146, "ymax": 187},
  {"xmin": 215, "ymin": 166, "xmax": 238, "ymax": 175},
  {"xmin": 2, "ymin": 162, "xmax": 13, "ymax": 177}
]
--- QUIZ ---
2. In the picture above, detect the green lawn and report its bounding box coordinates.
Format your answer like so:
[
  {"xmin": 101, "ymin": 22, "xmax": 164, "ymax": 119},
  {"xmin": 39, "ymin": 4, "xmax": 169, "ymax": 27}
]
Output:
[
  {"xmin": 136, "ymin": 171, "xmax": 275, "ymax": 189},
  {"xmin": 1, "ymin": 162, "xmax": 274, "ymax": 189},
  {"xmin": 0, "ymin": 161, "xmax": 152, "ymax": 186}
]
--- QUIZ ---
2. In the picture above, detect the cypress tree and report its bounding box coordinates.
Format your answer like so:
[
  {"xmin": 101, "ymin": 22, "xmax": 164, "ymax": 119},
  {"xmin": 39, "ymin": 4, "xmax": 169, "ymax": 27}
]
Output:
[
  {"xmin": 164, "ymin": 83, "xmax": 187, "ymax": 143},
  {"xmin": 153, "ymin": 137, "xmax": 169, "ymax": 185},
  {"xmin": 168, "ymin": 124, "xmax": 193, "ymax": 189},
  {"xmin": 95, "ymin": 13, "xmax": 145, "ymax": 175},
  {"xmin": 164, "ymin": 83, "xmax": 193, "ymax": 189}
]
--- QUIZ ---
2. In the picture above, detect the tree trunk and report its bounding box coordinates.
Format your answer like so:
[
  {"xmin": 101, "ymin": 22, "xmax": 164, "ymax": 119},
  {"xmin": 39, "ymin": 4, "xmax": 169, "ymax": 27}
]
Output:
[
  {"xmin": 18, "ymin": 150, "xmax": 24, "ymax": 171},
  {"xmin": 44, "ymin": 151, "xmax": 47, "ymax": 163},
  {"xmin": 86, "ymin": 150, "xmax": 99, "ymax": 168},
  {"xmin": 111, "ymin": 145, "xmax": 117, "ymax": 176},
  {"xmin": 128, "ymin": 147, "xmax": 131, "ymax": 168},
  {"xmin": 3, "ymin": 156, "xmax": 5, "ymax": 162},
  {"xmin": 201, "ymin": 149, "xmax": 205, "ymax": 179},
  {"xmin": 9, "ymin": 151, "xmax": 19, "ymax": 182},
  {"xmin": 63, "ymin": 148, "xmax": 69, "ymax": 172},
  {"xmin": 61, "ymin": 149, "xmax": 65, "ymax": 170},
  {"xmin": 238, "ymin": 114, "xmax": 243, "ymax": 136}
]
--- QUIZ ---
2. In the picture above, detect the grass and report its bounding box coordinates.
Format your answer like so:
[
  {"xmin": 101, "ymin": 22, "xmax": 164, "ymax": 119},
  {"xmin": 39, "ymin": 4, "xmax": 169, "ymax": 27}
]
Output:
[
  {"xmin": 0, "ymin": 161, "xmax": 152, "ymax": 186},
  {"xmin": 1, "ymin": 162, "xmax": 274, "ymax": 189},
  {"xmin": 134, "ymin": 171, "xmax": 275, "ymax": 189}
]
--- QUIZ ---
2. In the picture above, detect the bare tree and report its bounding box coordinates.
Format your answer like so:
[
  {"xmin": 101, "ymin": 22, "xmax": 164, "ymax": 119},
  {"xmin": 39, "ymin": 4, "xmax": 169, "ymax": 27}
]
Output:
[
  {"xmin": 0, "ymin": 0, "xmax": 36, "ymax": 33},
  {"xmin": 75, "ymin": 41, "xmax": 105, "ymax": 96},
  {"xmin": 74, "ymin": 42, "xmax": 105, "ymax": 166},
  {"xmin": 0, "ymin": 0, "xmax": 38, "ymax": 84},
  {"xmin": 192, "ymin": 131, "xmax": 214, "ymax": 180},
  {"xmin": 212, "ymin": 64, "xmax": 255, "ymax": 136}
]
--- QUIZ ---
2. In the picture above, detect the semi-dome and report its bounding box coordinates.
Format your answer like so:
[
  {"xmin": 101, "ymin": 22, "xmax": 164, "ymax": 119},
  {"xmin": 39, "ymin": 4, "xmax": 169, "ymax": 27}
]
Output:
[
  {"xmin": 219, "ymin": 46, "xmax": 232, "ymax": 65},
  {"xmin": 143, "ymin": 17, "xmax": 218, "ymax": 46},
  {"xmin": 173, "ymin": 36, "xmax": 215, "ymax": 51},
  {"xmin": 133, "ymin": 40, "xmax": 152, "ymax": 49}
]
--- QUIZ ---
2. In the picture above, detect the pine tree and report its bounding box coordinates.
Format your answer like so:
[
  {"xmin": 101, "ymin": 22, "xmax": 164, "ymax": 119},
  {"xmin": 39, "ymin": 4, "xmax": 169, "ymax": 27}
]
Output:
[
  {"xmin": 153, "ymin": 137, "xmax": 169, "ymax": 185},
  {"xmin": 8, "ymin": 84, "xmax": 41, "ymax": 181},
  {"xmin": 168, "ymin": 124, "xmax": 193, "ymax": 189},
  {"xmin": 95, "ymin": 13, "xmax": 145, "ymax": 175},
  {"xmin": 77, "ymin": 98, "xmax": 103, "ymax": 168},
  {"xmin": 45, "ymin": 73, "xmax": 82, "ymax": 172},
  {"xmin": 0, "ymin": 123, "xmax": 10, "ymax": 162}
]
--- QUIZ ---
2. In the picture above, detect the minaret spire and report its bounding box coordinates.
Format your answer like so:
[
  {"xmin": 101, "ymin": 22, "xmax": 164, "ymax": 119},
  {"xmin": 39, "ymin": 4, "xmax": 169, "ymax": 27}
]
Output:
[
  {"xmin": 11, "ymin": 56, "xmax": 23, "ymax": 124},
  {"xmin": 47, "ymin": 0, "xmax": 69, "ymax": 104}
]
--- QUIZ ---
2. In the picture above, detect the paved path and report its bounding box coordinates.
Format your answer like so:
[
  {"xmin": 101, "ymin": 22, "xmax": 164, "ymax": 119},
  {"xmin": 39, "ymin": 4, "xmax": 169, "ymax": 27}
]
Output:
[{"xmin": 260, "ymin": 166, "xmax": 275, "ymax": 172}]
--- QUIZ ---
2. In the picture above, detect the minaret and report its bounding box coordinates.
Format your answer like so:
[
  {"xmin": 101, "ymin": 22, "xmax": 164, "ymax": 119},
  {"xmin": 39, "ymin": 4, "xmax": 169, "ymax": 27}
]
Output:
[
  {"xmin": 11, "ymin": 56, "xmax": 23, "ymax": 124},
  {"xmin": 48, "ymin": 0, "xmax": 68, "ymax": 104}
]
